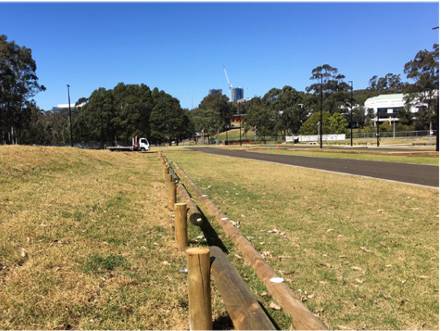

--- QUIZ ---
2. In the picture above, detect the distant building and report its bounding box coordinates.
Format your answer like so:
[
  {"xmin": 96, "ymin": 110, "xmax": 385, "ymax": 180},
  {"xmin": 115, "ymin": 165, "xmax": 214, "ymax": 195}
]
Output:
[
  {"xmin": 231, "ymin": 88, "xmax": 244, "ymax": 102},
  {"xmin": 208, "ymin": 89, "xmax": 222, "ymax": 96},
  {"xmin": 51, "ymin": 102, "xmax": 86, "ymax": 112},
  {"xmin": 364, "ymin": 93, "xmax": 425, "ymax": 123},
  {"xmin": 230, "ymin": 114, "xmax": 242, "ymax": 128}
]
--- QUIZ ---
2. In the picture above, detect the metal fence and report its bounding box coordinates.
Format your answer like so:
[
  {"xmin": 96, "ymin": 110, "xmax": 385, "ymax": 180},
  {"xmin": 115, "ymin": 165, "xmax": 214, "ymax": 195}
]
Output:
[{"xmin": 351, "ymin": 130, "xmax": 436, "ymax": 139}]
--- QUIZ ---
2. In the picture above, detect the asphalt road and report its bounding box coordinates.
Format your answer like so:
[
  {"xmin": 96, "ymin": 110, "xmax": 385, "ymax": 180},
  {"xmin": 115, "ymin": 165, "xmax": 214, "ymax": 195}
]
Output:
[{"xmin": 191, "ymin": 147, "xmax": 439, "ymax": 187}]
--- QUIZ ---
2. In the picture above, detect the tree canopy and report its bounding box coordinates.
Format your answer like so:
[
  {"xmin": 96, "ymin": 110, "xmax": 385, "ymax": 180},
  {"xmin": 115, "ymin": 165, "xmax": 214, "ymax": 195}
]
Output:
[
  {"xmin": 0, "ymin": 35, "xmax": 45, "ymax": 144},
  {"xmin": 1, "ymin": 33, "xmax": 438, "ymax": 146}
]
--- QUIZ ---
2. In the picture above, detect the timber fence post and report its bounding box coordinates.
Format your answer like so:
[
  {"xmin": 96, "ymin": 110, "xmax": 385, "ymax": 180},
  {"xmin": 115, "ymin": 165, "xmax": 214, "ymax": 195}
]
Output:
[
  {"xmin": 186, "ymin": 247, "xmax": 212, "ymax": 330},
  {"xmin": 167, "ymin": 176, "xmax": 176, "ymax": 210},
  {"xmin": 174, "ymin": 202, "xmax": 188, "ymax": 251}
]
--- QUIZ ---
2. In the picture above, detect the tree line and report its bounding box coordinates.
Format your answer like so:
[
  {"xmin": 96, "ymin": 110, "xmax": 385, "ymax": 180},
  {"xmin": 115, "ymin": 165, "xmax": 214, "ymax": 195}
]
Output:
[
  {"xmin": 0, "ymin": 33, "xmax": 438, "ymax": 146},
  {"xmin": 191, "ymin": 44, "xmax": 438, "ymax": 141}
]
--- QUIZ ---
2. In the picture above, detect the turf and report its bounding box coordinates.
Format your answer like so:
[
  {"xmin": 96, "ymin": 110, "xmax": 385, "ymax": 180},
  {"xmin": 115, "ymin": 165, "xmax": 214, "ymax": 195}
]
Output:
[
  {"xmin": 166, "ymin": 149, "xmax": 439, "ymax": 330},
  {"xmin": 0, "ymin": 146, "xmax": 191, "ymax": 329},
  {"xmin": 247, "ymin": 147, "xmax": 439, "ymax": 166}
]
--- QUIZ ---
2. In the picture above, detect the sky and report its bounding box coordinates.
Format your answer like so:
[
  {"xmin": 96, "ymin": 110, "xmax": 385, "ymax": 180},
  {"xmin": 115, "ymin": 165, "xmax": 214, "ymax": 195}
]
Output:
[{"xmin": 0, "ymin": 2, "xmax": 438, "ymax": 110}]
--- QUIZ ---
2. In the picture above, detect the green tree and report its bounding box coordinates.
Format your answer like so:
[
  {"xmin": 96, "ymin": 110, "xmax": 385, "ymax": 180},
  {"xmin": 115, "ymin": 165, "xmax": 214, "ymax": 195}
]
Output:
[
  {"xmin": 199, "ymin": 92, "xmax": 232, "ymax": 131},
  {"xmin": 75, "ymin": 88, "xmax": 115, "ymax": 147},
  {"xmin": 262, "ymin": 86, "xmax": 309, "ymax": 135},
  {"xmin": 368, "ymin": 73, "xmax": 403, "ymax": 93},
  {"xmin": 305, "ymin": 64, "xmax": 350, "ymax": 114},
  {"xmin": 328, "ymin": 112, "xmax": 348, "ymax": 133},
  {"xmin": 0, "ymin": 34, "xmax": 45, "ymax": 144},
  {"xmin": 112, "ymin": 83, "xmax": 153, "ymax": 143},
  {"xmin": 150, "ymin": 88, "xmax": 188, "ymax": 145},
  {"xmin": 299, "ymin": 112, "xmax": 330, "ymax": 135},
  {"xmin": 245, "ymin": 100, "xmax": 278, "ymax": 142},
  {"xmin": 404, "ymin": 43, "xmax": 439, "ymax": 139}
]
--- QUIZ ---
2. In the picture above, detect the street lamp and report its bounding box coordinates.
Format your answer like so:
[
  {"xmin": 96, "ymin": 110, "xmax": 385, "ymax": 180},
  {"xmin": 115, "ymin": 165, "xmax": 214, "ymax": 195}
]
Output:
[
  {"xmin": 433, "ymin": 27, "xmax": 439, "ymax": 151},
  {"xmin": 349, "ymin": 80, "xmax": 353, "ymax": 147},
  {"xmin": 320, "ymin": 74, "xmax": 323, "ymax": 149},
  {"xmin": 67, "ymin": 84, "xmax": 73, "ymax": 147},
  {"xmin": 225, "ymin": 124, "xmax": 229, "ymax": 145},
  {"xmin": 376, "ymin": 115, "xmax": 380, "ymax": 147}
]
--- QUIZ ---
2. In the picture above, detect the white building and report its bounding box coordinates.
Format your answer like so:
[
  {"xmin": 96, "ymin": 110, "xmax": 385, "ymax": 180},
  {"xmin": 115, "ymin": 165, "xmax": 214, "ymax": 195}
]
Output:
[
  {"xmin": 51, "ymin": 102, "xmax": 86, "ymax": 111},
  {"xmin": 364, "ymin": 93, "xmax": 424, "ymax": 123}
]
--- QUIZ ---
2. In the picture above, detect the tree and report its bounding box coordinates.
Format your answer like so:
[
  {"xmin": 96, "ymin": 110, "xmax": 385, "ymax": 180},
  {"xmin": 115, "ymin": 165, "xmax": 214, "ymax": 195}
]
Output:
[
  {"xmin": 245, "ymin": 100, "xmax": 278, "ymax": 142},
  {"xmin": 112, "ymin": 83, "xmax": 153, "ymax": 143},
  {"xmin": 328, "ymin": 112, "xmax": 348, "ymax": 133},
  {"xmin": 298, "ymin": 111, "xmax": 346, "ymax": 135},
  {"xmin": 306, "ymin": 64, "xmax": 350, "ymax": 114},
  {"xmin": 0, "ymin": 35, "xmax": 45, "ymax": 144},
  {"xmin": 199, "ymin": 92, "xmax": 232, "ymax": 131},
  {"xmin": 368, "ymin": 73, "xmax": 403, "ymax": 93},
  {"xmin": 404, "ymin": 43, "xmax": 439, "ymax": 148},
  {"xmin": 190, "ymin": 107, "xmax": 223, "ymax": 142},
  {"xmin": 299, "ymin": 112, "xmax": 330, "ymax": 135},
  {"xmin": 150, "ymin": 88, "xmax": 192, "ymax": 145},
  {"xmin": 398, "ymin": 106, "xmax": 414, "ymax": 126},
  {"xmin": 262, "ymin": 86, "xmax": 309, "ymax": 135},
  {"xmin": 350, "ymin": 105, "xmax": 367, "ymax": 129}
]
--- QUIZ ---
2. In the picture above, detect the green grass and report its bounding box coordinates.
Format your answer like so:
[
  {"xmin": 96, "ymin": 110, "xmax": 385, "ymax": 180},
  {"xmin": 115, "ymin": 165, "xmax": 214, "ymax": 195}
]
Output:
[
  {"xmin": 216, "ymin": 128, "xmax": 256, "ymax": 141},
  {"xmin": 248, "ymin": 147, "xmax": 439, "ymax": 166},
  {"xmin": 83, "ymin": 254, "xmax": 129, "ymax": 274},
  {"xmin": 166, "ymin": 149, "xmax": 439, "ymax": 330}
]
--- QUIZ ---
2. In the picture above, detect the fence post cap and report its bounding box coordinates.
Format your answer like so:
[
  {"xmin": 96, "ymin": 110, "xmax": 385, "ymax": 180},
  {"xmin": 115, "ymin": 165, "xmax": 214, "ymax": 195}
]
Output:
[{"xmin": 186, "ymin": 247, "xmax": 210, "ymax": 255}]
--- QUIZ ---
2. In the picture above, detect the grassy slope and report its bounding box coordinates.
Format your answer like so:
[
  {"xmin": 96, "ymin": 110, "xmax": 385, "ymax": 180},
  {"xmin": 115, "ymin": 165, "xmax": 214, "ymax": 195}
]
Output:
[
  {"xmin": 216, "ymin": 128, "xmax": 256, "ymax": 140},
  {"xmin": 248, "ymin": 147, "xmax": 439, "ymax": 166},
  {"xmin": 167, "ymin": 150, "xmax": 439, "ymax": 330},
  {"xmin": 0, "ymin": 146, "xmax": 189, "ymax": 329}
]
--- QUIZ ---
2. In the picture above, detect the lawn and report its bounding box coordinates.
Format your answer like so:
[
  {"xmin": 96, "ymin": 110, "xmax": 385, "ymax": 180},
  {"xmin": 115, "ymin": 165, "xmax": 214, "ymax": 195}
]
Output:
[
  {"xmin": 0, "ymin": 146, "xmax": 190, "ymax": 329},
  {"xmin": 247, "ymin": 147, "xmax": 439, "ymax": 166},
  {"xmin": 216, "ymin": 128, "xmax": 256, "ymax": 141},
  {"xmin": 166, "ymin": 149, "xmax": 439, "ymax": 329}
]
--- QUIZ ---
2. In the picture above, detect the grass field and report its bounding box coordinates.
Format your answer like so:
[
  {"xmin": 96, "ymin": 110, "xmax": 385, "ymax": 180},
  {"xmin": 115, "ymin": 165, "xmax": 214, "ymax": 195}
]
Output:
[
  {"xmin": 247, "ymin": 147, "xmax": 439, "ymax": 166},
  {"xmin": 0, "ymin": 146, "xmax": 193, "ymax": 329},
  {"xmin": 215, "ymin": 129, "xmax": 436, "ymax": 148},
  {"xmin": 216, "ymin": 128, "xmax": 256, "ymax": 141},
  {"xmin": 166, "ymin": 149, "xmax": 439, "ymax": 329}
]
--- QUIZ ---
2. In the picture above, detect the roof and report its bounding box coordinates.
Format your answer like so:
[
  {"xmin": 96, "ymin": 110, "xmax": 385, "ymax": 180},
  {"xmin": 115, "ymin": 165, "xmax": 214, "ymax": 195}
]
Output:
[
  {"xmin": 364, "ymin": 93, "xmax": 411, "ymax": 110},
  {"xmin": 54, "ymin": 102, "xmax": 87, "ymax": 109}
]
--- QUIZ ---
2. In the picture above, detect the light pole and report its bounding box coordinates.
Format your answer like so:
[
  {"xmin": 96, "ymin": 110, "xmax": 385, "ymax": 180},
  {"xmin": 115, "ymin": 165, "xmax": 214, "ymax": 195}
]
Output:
[
  {"xmin": 237, "ymin": 103, "xmax": 242, "ymax": 146},
  {"xmin": 225, "ymin": 124, "xmax": 229, "ymax": 145},
  {"xmin": 349, "ymin": 80, "xmax": 353, "ymax": 147},
  {"xmin": 320, "ymin": 75, "xmax": 323, "ymax": 149},
  {"xmin": 376, "ymin": 116, "xmax": 380, "ymax": 147},
  {"xmin": 67, "ymin": 84, "xmax": 73, "ymax": 147},
  {"xmin": 433, "ymin": 27, "xmax": 439, "ymax": 151}
]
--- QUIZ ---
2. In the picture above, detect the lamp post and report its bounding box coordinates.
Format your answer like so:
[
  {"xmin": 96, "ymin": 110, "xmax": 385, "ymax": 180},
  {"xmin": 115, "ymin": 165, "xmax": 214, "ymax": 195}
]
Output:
[
  {"xmin": 349, "ymin": 80, "xmax": 353, "ymax": 147},
  {"xmin": 225, "ymin": 124, "xmax": 229, "ymax": 145},
  {"xmin": 433, "ymin": 27, "xmax": 439, "ymax": 151},
  {"xmin": 320, "ymin": 75, "xmax": 323, "ymax": 149},
  {"xmin": 237, "ymin": 103, "xmax": 242, "ymax": 146},
  {"xmin": 67, "ymin": 84, "xmax": 73, "ymax": 147},
  {"xmin": 376, "ymin": 116, "xmax": 380, "ymax": 147}
]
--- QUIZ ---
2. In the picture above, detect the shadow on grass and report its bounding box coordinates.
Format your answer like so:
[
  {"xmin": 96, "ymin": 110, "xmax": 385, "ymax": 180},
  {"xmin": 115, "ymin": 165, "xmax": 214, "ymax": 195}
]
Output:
[
  {"xmin": 213, "ymin": 314, "xmax": 234, "ymax": 330},
  {"xmin": 187, "ymin": 201, "xmax": 282, "ymax": 330}
]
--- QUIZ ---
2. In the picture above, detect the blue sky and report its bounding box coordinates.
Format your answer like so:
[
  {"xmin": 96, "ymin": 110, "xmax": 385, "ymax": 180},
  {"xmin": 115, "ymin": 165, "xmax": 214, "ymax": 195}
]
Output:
[{"xmin": 0, "ymin": 2, "xmax": 438, "ymax": 110}]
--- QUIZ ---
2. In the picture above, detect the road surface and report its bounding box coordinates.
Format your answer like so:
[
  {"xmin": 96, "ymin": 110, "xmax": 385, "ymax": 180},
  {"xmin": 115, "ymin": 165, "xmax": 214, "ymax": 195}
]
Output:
[{"xmin": 190, "ymin": 147, "xmax": 439, "ymax": 187}]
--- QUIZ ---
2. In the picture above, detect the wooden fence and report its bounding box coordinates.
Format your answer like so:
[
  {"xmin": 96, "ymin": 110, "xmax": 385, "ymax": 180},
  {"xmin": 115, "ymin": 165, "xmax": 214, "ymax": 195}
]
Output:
[{"xmin": 158, "ymin": 152, "xmax": 327, "ymax": 330}]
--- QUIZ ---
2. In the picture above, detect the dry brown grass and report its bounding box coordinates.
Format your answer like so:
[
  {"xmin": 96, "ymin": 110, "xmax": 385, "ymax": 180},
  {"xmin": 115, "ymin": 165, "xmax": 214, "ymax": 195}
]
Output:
[
  {"xmin": 0, "ymin": 146, "xmax": 189, "ymax": 329},
  {"xmin": 167, "ymin": 149, "xmax": 439, "ymax": 330}
]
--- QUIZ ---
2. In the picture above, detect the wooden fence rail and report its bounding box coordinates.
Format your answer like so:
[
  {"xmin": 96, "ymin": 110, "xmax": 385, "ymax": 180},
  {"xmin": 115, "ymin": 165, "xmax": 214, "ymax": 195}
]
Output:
[
  {"xmin": 209, "ymin": 245, "xmax": 276, "ymax": 330},
  {"xmin": 169, "ymin": 157, "xmax": 327, "ymax": 330},
  {"xmin": 160, "ymin": 153, "xmax": 326, "ymax": 330}
]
